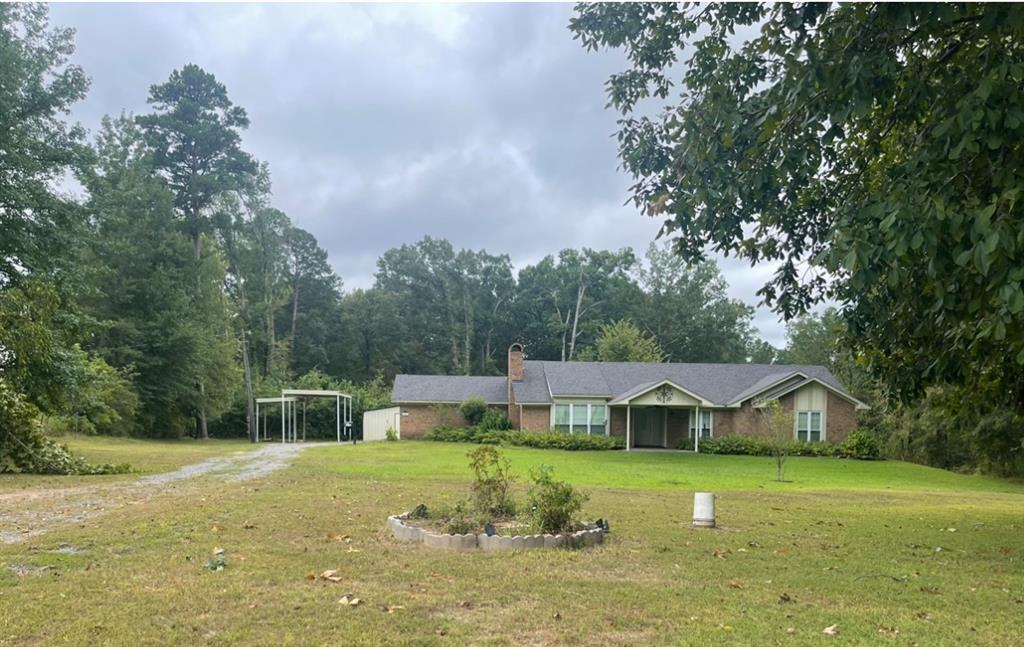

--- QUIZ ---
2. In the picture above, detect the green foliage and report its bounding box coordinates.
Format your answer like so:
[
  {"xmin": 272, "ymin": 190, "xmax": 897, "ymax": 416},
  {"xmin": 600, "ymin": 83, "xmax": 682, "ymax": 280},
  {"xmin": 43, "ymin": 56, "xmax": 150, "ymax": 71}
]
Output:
[
  {"xmin": 44, "ymin": 347, "xmax": 139, "ymax": 436},
  {"xmin": 0, "ymin": 383, "xmax": 130, "ymax": 474},
  {"xmin": 425, "ymin": 427, "xmax": 624, "ymax": 451},
  {"xmin": 839, "ymin": 431, "xmax": 882, "ymax": 461},
  {"xmin": 579, "ymin": 319, "xmax": 664, "ymax": 363},
  {"xmin": 459, "ymin": 398, "xmax": 489, "ymax": 426},
  {"xmin": 0, "ymin": 4, "xmax": 89, "ymax": 286},
  {"xmin": 478, "ymin": 408, "xmax": 511, "ymax": 431},
  {"xmin": 572, "ymin": 3, "xmax": 1024, "ymax": 409},
  {"xmin": 467, "ymin": 445, "xmax": 516, "ymax": 518},
  {"xmin": 693, "ymin": 435, "xmax": 881, "ymax": 460},
  {"xmin": 526, "ymin": 465, "xmax": 588, "ymax": 534},
  {"xmin": 385, "ymin": 427, "xmax": 398, "ymax": 442},
  {"xmin": 882, "ymin": 385, "xmax": 1023, "ymax": 475},
  {"xmin": 757, "ymin": 399, "xmax": 795, "ymax": 481}
]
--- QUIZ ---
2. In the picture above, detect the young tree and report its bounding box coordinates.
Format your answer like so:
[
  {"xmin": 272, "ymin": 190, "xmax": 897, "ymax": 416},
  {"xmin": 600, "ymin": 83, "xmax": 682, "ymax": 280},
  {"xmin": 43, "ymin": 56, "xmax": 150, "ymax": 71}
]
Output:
[
  {"xmin": 580, "ymin": 320, "xmax": 664, "ymax": 363},
  {"xmin": 572, "ymin": 4, "xmax": 1024, "ymax": 411},
  {"xmin": 758, "ymin": 399, "xmax": 794, "ymax": 482}
]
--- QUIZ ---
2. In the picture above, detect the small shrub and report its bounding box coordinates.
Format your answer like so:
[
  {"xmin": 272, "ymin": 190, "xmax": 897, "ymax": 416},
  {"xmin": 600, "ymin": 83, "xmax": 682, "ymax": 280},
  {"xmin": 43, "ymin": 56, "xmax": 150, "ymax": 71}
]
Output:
[
  {"xmin": 467, "ymin": 445, "xmax": 516, "ymax": 517},
  {"xmin": 479, "ymin": 408, "xmax": 511, "ymax": 431},
  {"xmin": 527, "ymin": 465, "xmax": 588, "ymax": 534},
  {"xmin": 459, "ymin": 398, "xmax": 489, "ymax": 426},
  {"xmin": 838, "ymin": 430, "xmax": 881, "ymax": 460},
  {"xmin": 384, "ymin": 427, "xmax": 398, "ymax": 442},
  {"xmin": 443, "ymin": 500, "xmax": 477, "ymax": 535}
]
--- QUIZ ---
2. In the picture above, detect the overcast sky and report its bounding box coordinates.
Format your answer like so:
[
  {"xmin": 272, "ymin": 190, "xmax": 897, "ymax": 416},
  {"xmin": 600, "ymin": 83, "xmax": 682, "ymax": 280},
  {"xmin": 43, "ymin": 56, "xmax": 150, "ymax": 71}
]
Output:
[{"xmin": 51, "ymin": 3, "xmax": 790, "ymax": 347}]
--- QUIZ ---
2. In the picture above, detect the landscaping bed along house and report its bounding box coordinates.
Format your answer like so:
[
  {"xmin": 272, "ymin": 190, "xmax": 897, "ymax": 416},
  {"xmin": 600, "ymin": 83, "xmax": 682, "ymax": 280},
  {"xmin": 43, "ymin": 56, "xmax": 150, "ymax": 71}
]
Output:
[{"xmin": 388, "ymin": 446, "xmax": 607, "ymax": 551}]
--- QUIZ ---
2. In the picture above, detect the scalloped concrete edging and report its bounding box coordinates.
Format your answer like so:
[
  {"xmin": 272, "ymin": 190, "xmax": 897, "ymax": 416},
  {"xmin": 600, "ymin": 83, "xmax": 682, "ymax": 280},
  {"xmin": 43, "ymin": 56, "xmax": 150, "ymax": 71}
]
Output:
[{"xmin": 387, "ymin": 514, "xmax": 605, "ymax": 551}]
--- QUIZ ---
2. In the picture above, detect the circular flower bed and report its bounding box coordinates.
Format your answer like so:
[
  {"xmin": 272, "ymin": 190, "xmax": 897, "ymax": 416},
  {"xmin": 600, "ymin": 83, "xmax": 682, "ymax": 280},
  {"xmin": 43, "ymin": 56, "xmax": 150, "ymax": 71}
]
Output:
[
  {"xmin": 386, "ymin": 446, "xmax": 608, "ymax": 551},
  {"xmin": 388, "ymin": 513, "xmax": 606, "ymax": 551}
]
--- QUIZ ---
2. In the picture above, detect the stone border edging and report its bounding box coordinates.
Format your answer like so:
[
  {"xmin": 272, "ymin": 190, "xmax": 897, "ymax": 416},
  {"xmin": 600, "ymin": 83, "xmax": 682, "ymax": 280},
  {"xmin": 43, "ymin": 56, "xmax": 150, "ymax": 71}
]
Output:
[{"xmin": 387, "ymin": 514, "xmax": 605, "ymax": 551}]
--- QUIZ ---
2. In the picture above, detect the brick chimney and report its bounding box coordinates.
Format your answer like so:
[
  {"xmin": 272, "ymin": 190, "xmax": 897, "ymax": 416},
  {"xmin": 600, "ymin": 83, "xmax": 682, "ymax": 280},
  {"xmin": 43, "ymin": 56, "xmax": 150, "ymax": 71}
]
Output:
[
  {"xmin": 507, "ymin": 343, "xmax": 525, "ymax": 429},
  {"xmin": 508, "ymin": 343, "xmax": 524, "ymax": 382}
]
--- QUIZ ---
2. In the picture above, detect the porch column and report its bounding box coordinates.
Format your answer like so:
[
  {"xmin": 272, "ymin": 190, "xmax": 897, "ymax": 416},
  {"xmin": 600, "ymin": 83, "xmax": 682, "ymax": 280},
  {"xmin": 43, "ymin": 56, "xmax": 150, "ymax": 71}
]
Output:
[
  {"xmin": 336, "ymin": 395, "xmax": 341, "ymax": 443},
  {"xmin": 626, "ymin": 404, "xmax": 631, "ymax": 452},
  {"xmin": 281, "ymin": 394, "xmax": 285, "ymax": 443},
  {"xmin": 255, "ymin": 401, "xmax": 259, "ymax": 442},
  {"xmin": 695, "ymin": 404, "xmax": 700, "ymax": 453}
]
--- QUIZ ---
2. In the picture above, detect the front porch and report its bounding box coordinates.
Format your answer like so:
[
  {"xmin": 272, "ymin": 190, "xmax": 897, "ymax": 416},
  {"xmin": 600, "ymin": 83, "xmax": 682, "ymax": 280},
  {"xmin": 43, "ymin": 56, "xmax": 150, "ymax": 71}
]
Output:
[{"xmin": 609, "ymin": 404, "xmax": 712, "ymax": 451}]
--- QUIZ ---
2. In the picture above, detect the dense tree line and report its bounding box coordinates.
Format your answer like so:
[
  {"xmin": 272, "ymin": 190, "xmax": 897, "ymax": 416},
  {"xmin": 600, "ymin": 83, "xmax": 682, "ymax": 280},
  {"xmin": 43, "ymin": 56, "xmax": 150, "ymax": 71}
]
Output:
[{"xmin": 0, "ymin": 6, "xmax": 779, "ymax": 464}]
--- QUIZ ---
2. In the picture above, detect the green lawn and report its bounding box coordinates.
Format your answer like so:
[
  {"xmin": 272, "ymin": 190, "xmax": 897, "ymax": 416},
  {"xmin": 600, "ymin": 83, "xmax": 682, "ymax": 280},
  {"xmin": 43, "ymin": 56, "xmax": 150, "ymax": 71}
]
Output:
[{"xmin": 1, "ymin": 440, "xmax": 1022, "ymax": 645}]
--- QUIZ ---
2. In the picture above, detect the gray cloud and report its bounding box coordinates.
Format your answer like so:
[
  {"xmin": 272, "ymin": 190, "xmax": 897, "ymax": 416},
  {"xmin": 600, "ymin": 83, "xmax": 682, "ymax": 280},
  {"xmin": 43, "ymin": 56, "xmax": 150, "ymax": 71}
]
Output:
[{"xmin": 52, "ymin": 3, "xmax": 791, "ymax": 347}]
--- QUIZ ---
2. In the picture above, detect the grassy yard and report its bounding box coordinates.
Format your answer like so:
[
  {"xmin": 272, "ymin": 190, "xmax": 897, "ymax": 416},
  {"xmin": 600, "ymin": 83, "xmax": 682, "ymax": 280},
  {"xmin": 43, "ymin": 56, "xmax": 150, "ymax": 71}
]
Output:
[{"xmin": 1, "ymin": 440, "xmax": 1021, "ymax": 645}]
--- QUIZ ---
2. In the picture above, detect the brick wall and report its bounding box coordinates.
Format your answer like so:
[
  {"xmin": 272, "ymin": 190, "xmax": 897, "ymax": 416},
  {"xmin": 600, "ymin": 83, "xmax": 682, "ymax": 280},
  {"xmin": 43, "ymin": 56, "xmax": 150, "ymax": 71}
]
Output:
[
  {"xmin": 518, "ymin": 405, "xmax": 551, "ymax": 431},
  {"xmin": 397, "ymin": 404, "xmax": 505, "ymax": 439},
  {"xmin": 826, "ymin": 392, "xmax": 857, "ymax": 443}
]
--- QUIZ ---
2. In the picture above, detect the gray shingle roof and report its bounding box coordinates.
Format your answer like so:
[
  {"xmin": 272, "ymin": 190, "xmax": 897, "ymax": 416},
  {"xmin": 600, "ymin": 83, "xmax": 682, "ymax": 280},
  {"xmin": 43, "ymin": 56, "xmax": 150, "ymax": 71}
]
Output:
[
  {"xmin": 392, "ymin": 375, "xmax": 508, "ymax": 404},
  {"xmin": 520, "ymin": 360, "xmax": 850, "ymax": 406},
  {"xmin": 393, "ymin": 360, "xmax": 856, "ymax": 408}
]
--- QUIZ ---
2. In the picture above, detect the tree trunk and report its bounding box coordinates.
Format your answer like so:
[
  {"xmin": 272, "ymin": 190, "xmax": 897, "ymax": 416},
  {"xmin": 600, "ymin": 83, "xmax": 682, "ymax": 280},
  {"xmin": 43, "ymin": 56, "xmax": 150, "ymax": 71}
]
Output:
[
  {"xmin": 568, "ymin": 281, "xmax": 586, "ymax": 361},
  {"xmin": 290, "ymin": 277, "xmax": 300, "ymax": 343},
  {"xmin": 241, "ymin": 332, "xmax": 256, "ymax": 443},
  {"xmin": 191, "ymin": 219, "xmax": 209, "ymax": 440}
]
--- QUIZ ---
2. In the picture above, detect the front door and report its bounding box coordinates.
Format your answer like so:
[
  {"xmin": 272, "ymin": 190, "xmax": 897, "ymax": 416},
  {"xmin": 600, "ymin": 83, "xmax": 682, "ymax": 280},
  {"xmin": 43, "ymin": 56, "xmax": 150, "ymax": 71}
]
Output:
[{"xmin": 633, "ymin": 407, "xmax": 664, "ymax": 447}]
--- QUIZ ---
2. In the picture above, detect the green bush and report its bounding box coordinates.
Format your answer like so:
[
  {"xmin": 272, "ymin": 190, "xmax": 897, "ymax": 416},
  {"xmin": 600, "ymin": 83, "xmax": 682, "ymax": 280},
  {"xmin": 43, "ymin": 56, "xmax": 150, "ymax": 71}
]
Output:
[
  {"xmin": 691, "ymin": 434, "xmax": 877, "ymax": 459},
  {"xmin": 527, "ymin": 465, "xmax": 588, "ymax": 534},
  {"xmin": 459, "ymin": 398, "xmax": 489, "ymax": 426},
  {"xmin": 467, "ymin": 445, "xmax": 516, "ymax": 517},
  {"xmin": 425, "ymin": 426, "xmax": 625, "ymax": 451},
  {"xmin": 0, "ymin": 383, "xmax": 131, "ymax": 475},
  {"xmin": 385, "ymin": 427, "xmax": 398, "ymax": 442},
  {"xmin": 838, "ymin": 430, "xmax": 881, "ymax": 460},
  {"xmin": 971, "ymin": 411, "xmax": 1024, "ymax": 477},
  {"xmin": 479, "ymin": 408, "xmax": 512, "ymax": 431}
]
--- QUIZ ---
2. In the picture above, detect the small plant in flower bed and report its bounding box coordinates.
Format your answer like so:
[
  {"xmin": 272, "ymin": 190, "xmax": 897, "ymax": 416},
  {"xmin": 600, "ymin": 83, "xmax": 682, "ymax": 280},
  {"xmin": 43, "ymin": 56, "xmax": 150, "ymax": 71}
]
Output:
[
  {"xmin": 402, "ymin": 447, "xmax": 595, "ymax": 537},
  {"xmin": 688, "ymin": 431, "xmax": 881, "ymax": 460},
  {"xmin": 425, "ymin": 427, "xmax": 624, "ymax": 451}
]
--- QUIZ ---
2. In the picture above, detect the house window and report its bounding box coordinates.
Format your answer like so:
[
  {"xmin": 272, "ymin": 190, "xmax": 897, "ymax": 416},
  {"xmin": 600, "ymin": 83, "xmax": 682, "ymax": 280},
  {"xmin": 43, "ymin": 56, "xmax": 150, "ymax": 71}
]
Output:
[
  {"xmin": 589, "ymin": 405, "xmax": 607, "ymax": 436},
  {"xmin": 689, "ymin": 410, "xmax": 713, "ymax": 439},
  {"xmin": 796, "ymin": 411, "xmax": 823, "ymax": 442},
  {"xmin": 554, "ymin": 404, "xmax": 571, "ymax": 433},
  {"xmin": 552, "ymin": 403, "xmax": 608, "ymax": 435},
  {"xmin": 572, "ymin": 404, "xmax": 589, "ymax": 434}
]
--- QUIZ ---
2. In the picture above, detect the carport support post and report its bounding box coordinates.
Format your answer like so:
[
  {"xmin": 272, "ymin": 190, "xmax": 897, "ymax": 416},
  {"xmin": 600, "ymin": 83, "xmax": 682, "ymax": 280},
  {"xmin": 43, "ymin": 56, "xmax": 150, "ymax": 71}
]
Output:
[
  {"xmin": 335, "ymin": 395, "xmax": 340, "ymax": 442},
  {"xmin": 255, "ymin": 401, "xmax": 260, "ymax": 442},
  {"xmin": 302, "ymin": 400, "xmax": 306, "ymax": 442},
  {"xmin": 281, "ymin": 394, "xmax": 285, "ymax": 443}
]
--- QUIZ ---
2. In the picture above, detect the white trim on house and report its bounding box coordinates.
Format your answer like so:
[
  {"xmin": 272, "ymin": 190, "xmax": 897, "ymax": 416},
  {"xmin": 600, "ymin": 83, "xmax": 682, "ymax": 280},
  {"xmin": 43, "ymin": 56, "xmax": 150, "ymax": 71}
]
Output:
[
  {"xmin": 750, "ymin": 376, "xmax": 871, "ymax": 410},
  {"xmin": 608, "ymin": 379, "xmax": 716, "ymax": 407}
]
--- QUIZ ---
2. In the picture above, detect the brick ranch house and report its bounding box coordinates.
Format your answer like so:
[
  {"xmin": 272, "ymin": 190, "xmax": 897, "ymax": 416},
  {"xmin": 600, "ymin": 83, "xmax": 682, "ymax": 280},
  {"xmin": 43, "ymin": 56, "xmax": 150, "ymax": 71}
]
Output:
[{"xmin": 390, "ymin": 344, "xmax": 868, "ymax": 450}]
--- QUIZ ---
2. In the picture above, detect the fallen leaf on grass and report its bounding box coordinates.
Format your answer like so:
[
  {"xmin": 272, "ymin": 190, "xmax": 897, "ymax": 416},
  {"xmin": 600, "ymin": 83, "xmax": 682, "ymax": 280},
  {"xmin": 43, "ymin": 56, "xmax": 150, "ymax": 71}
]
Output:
[
  {"xmin": 712, "ymin": 549, "xmax": 730, "ymax": 559},
  {"xmin": 878, "ymin": 626, "xmax": 900, "ymax": 636},
  {"xmin": 384, "ymin": 605, "xmax": 404, "ymax": 614},
  {"xmin": 458, "ymin": 600, "xmax": 474, "ymax": 609},
  {"xmin": 337, "ymin": 595, "xmax": 361, "ymax": 606},
  {"xmin": 728, "ymin": 579, "xmax": 744, "ymax": 589},
  {"xmin": 212, "ymin": 547, "xmax": 225, "ymax": 556},
  {"xmin": 778, "ymin": 592, "xmax": 793, "ymax": 604},
  {"xmin": 319, "ymin": 569, "xmax": 342, "ymax": 582},
  {"xmin": 785, "ymin": 628, "xmax": 796, "ymax": 635},
  {"xmin": 305, "ymin": 573, "xmax": 316, "ymax": 582},
  {"xmin": 823, "ymin": 624, "xmax": 839, "ymax": 636}
]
